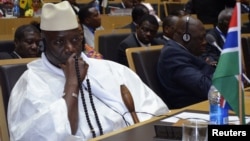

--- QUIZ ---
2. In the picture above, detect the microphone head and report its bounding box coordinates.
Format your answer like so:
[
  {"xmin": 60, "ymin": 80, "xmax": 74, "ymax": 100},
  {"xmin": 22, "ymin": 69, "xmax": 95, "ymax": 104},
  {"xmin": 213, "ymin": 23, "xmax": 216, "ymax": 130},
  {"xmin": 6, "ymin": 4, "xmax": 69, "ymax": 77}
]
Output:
[{"xmin": 206, "ymin": 34, "xmax": 216, "ymax": 45}]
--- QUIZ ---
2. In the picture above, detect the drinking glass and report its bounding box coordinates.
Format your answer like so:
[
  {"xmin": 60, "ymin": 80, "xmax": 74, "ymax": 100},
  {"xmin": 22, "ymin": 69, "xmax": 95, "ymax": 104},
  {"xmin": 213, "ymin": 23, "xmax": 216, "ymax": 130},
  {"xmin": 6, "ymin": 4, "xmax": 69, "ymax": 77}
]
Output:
[{"xmin": 182, "ymin": 118, "xmax": 208, "ymax": 141}]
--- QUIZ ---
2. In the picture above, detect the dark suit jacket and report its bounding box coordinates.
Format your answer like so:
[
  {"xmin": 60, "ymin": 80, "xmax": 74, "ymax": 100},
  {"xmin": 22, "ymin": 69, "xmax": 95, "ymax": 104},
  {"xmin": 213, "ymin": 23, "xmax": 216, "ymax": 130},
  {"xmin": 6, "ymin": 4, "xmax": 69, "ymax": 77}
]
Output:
[
  {"xmin": 118, "ymin": 33, "xmax": 164, "ymax": 67},
  {"xmin": 0, "ymin": 52, "xmax": 20, "ymax": 59},
  {"xmin": 157, "ymin": 40, "xmax": 215, "ymax": 109},
  {"xmin": 157, "ymin": 35, "xmax": 172, "ymax": 46},
  {"xmin": 202, "ymin": 28, "xmax": 225, "ymax": 62}
]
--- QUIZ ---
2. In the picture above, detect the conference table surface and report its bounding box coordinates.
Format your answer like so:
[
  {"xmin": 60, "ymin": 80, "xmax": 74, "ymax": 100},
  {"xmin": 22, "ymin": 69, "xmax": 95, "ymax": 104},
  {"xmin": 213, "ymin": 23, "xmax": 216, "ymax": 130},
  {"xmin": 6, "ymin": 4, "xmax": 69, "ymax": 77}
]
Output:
[{"xmin": 89, "ymin": 88, "xmax": 250, "ymax": 141}]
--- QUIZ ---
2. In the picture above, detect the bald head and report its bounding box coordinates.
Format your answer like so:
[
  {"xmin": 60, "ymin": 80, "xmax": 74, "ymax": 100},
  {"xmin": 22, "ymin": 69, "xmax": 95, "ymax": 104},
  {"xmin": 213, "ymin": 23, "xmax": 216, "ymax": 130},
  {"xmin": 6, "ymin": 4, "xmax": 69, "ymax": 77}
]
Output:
[
  {"xmin": 217, "ymin": 8, "xmax": 233, "ymax": 34},
  {"xmin": 173, "ymin": 15, "xmax": 206, "ymax": 56},
  {"xmin": 162, "ymin": 15, "xmax": 179, "ymax": 39}
]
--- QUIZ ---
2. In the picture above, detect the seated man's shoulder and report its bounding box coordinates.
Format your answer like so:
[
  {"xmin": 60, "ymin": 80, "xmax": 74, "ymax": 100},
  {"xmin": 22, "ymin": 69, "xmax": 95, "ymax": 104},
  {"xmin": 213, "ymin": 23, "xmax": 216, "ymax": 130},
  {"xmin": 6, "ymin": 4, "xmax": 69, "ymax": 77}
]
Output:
[
  {"xmin": 120, "ymin": 33, "xmax": 135, "ymax": 44},
  {"xmin": 0, "ymin": 52, "xmax": 13, "ymax": 59},
  {"xmin": 152, "ymin": 38, "xmax": 165, "ymax": 45}
]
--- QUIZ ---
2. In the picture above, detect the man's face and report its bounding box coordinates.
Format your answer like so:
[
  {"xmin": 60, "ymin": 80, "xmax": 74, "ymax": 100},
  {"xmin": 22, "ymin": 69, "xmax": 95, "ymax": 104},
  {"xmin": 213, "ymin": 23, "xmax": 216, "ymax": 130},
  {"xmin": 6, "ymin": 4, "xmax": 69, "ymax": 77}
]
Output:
[
  {"xmin": 32, "ymin": 0, "xmax": 41, "ymax": 10},
  {"xmin": 187, "ymin": 25, "xmax": 207, "ymax": 56},
  {"xmin": 136, "ymin": 21, "xmax": 158, "ymax": 44},
  {"xmin": 86, "ymin": 7, "xmax": 101, "ymax": 28},
  {"xmin": 15, "ymin": 31, "xmax": 41, "ymax": 58},
  {"xmin": 44, "ymin": 28, "xmax": 83, "ymax": 66}
]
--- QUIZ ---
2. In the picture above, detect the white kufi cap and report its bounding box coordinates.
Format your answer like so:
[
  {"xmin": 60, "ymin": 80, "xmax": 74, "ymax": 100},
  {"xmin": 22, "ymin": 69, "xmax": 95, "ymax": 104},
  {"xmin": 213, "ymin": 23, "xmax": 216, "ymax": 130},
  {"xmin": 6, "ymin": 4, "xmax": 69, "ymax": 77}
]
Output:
[{"xmin": 40, "ymin": 1, "xmax": 78, "ymax": 31}]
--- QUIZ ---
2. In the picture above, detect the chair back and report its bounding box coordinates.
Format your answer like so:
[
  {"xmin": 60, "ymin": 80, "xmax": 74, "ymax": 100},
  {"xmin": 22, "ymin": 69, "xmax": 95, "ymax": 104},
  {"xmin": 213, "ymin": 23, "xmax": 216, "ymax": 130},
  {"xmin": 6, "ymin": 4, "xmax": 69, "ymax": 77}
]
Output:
[
  {"xmin": 98, "ymin": 32, "xmax": 130, "ymax": 62},
  {"xmin": 126, "ymin": 45, "xmax": 166, "ymax": 102},
  {"xmin": 0, "ymin": 64, "xmax": 28, "ymax": 114},
  {"xmin": 0, "ymin": 40, "xmax": 15, "ymax": 53},
  {"xmin": 0, "ymin": 58, "xmax": 36, "ymax": 141}
]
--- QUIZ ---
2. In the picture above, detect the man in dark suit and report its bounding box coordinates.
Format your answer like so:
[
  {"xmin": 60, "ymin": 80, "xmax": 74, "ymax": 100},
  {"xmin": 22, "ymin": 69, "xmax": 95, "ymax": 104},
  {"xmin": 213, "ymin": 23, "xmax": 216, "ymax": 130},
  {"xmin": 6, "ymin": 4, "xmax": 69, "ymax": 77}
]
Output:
[
  {"xmin": 157, "ymin": 15, "xmax": 179, "ymax": 45},
  {"xmin": 105, "ymin": 0, "xmax": 141, "ymax": 14},
  {"xmin": 157, "ymin": 16, "xmax": 216, "ymax": 109},
  {"xmin": 117, "ymin": 14, "xmax": 164, "ymax": 67},
  {"xmin": 202, "ymin": 8, "xmax": 233, "ymax": 62},
  {"xmin": 120, "ymin": 3, "xmax": 149, "ymax": 32},
  {"xmin": 107, "ymin": 0, "xmax": 142, "ymax": 9},
  {"xmin": 184, "ymin": 0, "xmax": 235, "ymax": 25},
  {"xmin": 0, "ymin": 24, "xmax": 41, "ymax": 59}
]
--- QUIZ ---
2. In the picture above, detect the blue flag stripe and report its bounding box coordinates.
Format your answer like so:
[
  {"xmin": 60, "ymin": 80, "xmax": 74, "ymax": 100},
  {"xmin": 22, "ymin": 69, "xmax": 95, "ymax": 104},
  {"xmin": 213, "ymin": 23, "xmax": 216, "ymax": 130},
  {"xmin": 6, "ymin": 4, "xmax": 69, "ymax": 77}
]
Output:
[{"xmin": 223, "ymin": 31, "xmax": 238, "ymax": 49}]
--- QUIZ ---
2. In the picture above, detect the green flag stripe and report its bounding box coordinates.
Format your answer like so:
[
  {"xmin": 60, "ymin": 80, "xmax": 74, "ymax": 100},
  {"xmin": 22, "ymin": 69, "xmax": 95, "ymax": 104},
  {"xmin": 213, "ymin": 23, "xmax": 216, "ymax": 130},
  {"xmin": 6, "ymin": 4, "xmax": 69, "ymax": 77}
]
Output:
[{"xmin": 213, "ymin": 52, "xmax": 239, "ymax": 79}]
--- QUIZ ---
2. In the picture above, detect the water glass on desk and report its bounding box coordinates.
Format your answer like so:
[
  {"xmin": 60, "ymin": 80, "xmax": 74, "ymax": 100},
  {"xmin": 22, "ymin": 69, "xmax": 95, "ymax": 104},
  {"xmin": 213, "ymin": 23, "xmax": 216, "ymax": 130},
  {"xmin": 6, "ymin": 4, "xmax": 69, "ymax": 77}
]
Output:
[{"xmin": 182, "ymin": 118, "xmax": 208, "ymax": 141}]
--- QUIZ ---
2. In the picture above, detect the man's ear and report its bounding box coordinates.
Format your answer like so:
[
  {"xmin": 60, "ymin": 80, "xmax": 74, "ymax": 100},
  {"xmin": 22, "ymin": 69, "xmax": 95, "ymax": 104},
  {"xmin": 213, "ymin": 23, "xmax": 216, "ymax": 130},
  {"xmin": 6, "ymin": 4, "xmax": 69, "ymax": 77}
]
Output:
[{"xmin": 14, "ymin": 39, "xmax": 19, "ymax": 47}]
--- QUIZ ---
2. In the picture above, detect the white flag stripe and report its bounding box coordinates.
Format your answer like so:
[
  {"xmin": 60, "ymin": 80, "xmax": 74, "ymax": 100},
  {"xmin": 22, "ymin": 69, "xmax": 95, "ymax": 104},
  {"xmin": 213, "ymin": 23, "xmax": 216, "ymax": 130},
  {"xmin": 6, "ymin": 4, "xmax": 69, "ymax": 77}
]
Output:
[{"xmin": 221, "ymin": 47, "xmax": 239, "ymax": 54}]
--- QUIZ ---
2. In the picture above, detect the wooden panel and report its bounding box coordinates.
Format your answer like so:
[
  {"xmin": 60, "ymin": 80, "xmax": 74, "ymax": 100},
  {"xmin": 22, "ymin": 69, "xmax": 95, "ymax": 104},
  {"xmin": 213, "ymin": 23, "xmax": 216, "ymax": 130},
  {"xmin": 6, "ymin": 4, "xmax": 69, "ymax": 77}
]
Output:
[
  {"xmin": 101, "ymin": 14, "xmax": 131, "ymax": 29},
  {"xmin": 241, "ymin": 13, "xmax": 249, "ymax": 25},
  {"xmin": 0, "ymin": 35, "xmax": 13, "ymax": 41},
  {"xmin": 76, "ymin": 0, "xmax": 92, "ymax": 4},
  {"xmin": 0, "ymin": 88, "xmax": 8, "ymax": 141},
  {"xmin": 0, "ymin": 124, "xmax": 2, "ymax": 141},
  {"xmin": 0, "ymin": 17, "xmax": 40, "ymax": 36}
]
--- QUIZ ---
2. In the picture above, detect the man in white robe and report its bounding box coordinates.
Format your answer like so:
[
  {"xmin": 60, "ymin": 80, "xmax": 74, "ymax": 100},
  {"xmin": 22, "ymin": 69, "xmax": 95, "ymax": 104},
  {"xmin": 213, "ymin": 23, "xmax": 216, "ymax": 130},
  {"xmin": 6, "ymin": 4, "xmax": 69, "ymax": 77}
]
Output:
[{"xmin": 7, "ymin": 1, "xmax": 169, "ymax": 141}]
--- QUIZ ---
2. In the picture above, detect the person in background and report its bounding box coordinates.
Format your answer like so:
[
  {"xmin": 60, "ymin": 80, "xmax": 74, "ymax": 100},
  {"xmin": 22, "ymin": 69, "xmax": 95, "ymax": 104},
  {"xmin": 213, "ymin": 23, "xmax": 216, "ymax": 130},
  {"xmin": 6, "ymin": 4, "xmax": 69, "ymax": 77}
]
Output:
[
  {"xmin": 120, "ymin": 3, "xmax": 149, "ymax": 32},
  {"xmin": 118, "ymin": 14, "xmax": 163, "ymax": 67},
  {"xmin": 1, "ymin": 0, "xmax": 13, "ymax": 17},
  {"xmin": 78, "ymin": 1, "xmax": 104, "ymax": 48},
  {"xmin": 77, "ymin": 22, "xmax": 103, "ymax": 59},
  {"xmin": 241, "ymin": 0, "xmax": 250, "ymax": 13},
  {"xmin": 0, "ymin": 24, "xmax": 41, "ymax": 59},
  {"xmin": 157, "ymin": 16, "xmax": 215, "ymax": 109},
  {"xmin": 184, "ymin": 0, "xmax": 235, "ymax": 25},
  {"xmin": 108, "ymin": 0, "xmax": 142, "ymax": 9},
  {"xmin": 141, "ymin": 2, "xmax": 161, "ymax": 23},
  {"xmin": 157, "ymin": 15, "xmax": 179, "ymax": 45},
  {"xmin": 202, "ymin": 8, "xmax": 233, "ymax": 62},
  {"xmin": 32, "ymin": 0, "xmax": 42, "ymax": 16},
  {"xmin": 106, "ymin": 0, "xmax": 142, "ymax": 14},
  {"xmin": 24, "ymin": 0, "xmax": 43, "ymax": 17},
  {"xmin": 7, "ymin": 1, "xmax": 169, "ymax": 140},
  {"xmin": 0, "ymin": 3, "xmax": 6, "ymax": 17}
]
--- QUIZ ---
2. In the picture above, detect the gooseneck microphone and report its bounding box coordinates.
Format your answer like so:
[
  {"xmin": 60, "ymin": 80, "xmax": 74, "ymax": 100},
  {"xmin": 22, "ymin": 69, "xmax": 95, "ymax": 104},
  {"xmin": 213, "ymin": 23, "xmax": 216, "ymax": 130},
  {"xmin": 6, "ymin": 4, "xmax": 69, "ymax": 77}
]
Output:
[
  {"xmin": 206, "ymin": 34, "xmax": 250, "ymax": 84},
  {"xmin": 206, "ymin": 34, "xmax": 222, "ymax": 52}
]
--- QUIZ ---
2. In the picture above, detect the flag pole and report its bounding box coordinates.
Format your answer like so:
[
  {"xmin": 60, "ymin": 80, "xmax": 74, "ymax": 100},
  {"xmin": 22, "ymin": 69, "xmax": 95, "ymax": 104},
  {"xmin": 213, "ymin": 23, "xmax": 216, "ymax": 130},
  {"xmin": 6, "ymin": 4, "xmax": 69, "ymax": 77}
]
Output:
[
  {"xmin": 237, "ymin": 1, "xmax": 244, "ymax": 124},
  {"xmin": 238, "ymin": 76, "xmax": 243, "ymax": 124}
]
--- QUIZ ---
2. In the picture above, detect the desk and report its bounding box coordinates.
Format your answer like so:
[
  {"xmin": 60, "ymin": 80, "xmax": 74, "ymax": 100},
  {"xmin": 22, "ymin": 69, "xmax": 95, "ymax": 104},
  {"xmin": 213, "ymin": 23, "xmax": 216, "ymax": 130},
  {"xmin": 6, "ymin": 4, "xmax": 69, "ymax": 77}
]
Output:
[{"xmin": 90, "ymin": 89, "xmax": 250, "ymax": 141}]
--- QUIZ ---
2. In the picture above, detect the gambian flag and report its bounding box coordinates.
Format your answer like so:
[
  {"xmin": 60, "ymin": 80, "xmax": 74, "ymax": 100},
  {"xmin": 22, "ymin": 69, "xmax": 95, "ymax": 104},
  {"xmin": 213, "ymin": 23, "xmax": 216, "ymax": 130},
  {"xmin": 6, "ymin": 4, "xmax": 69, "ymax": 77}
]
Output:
[{"xmin": 212, "ymin": 2, "xmax": 246, "ymax": 124}]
